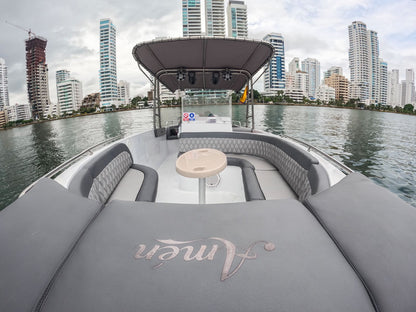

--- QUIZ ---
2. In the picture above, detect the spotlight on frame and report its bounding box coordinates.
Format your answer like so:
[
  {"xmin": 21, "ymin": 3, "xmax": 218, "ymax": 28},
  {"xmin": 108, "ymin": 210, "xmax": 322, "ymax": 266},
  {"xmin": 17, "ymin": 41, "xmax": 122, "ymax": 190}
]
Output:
[
  {"xmin": 212, "ymin": 71, "xmax": 220, "ymax": 85},
  {"xmin": 177, "ymin": 68, "xmax": 186, "ymax": 81},
  {"xmin": 188, "ymin": 71, "xmax": 196, "ymax": 85},
  {"xmin": 222, "ymin": 69, "xmax": 232, "ymax": 81}
]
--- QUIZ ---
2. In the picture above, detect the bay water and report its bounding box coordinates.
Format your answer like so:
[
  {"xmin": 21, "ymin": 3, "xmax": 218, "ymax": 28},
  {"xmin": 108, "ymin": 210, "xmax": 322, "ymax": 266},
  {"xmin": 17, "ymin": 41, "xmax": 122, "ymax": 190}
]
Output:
[{"xmin": 0, "ymin": 105, "xmax": 415, "ymax": 210}]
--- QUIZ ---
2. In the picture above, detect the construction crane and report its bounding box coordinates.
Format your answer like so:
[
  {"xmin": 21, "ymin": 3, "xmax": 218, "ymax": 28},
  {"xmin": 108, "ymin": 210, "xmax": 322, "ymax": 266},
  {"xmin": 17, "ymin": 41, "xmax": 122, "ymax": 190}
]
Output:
[{"xmin": 5, "ymin": 20, "xmax": 36, "ymax": 39}]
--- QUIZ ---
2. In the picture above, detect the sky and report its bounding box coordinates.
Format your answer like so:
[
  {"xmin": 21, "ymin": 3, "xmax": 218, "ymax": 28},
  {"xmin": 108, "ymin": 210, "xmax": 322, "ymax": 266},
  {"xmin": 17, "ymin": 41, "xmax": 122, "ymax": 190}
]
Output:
[{"xmin": 1, "ymin": 0, "xmax": 416, "ymax": 105}]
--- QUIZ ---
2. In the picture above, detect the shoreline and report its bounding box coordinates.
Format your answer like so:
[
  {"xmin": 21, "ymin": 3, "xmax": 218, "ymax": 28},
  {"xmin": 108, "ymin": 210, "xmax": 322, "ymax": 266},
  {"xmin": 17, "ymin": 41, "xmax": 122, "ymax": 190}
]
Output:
[{"xmin": 1, "ymin": 102, "xmax": 414, "ymax": 131}]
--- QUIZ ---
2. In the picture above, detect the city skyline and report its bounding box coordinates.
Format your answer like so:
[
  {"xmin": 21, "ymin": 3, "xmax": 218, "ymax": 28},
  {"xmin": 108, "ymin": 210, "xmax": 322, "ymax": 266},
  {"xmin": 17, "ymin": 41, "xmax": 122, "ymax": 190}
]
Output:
[{"xmin": 1, "ymin": 0, "xmax": 416, "ymax": 105}]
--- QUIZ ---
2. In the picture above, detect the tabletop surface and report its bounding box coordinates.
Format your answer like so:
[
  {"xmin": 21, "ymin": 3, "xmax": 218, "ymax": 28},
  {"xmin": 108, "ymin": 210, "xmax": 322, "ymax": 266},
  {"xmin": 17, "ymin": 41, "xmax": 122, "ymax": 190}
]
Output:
[{"xmin": 176, "ymin": 148, "xmax": 227, "ymax": 178}]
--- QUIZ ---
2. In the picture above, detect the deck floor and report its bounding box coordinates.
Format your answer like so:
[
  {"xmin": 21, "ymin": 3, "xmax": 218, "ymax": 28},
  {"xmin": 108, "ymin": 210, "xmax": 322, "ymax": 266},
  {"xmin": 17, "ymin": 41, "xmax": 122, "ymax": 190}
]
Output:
[{"xmin": 155, "ymin": 152, "xmax": 297, "ymax": 204}]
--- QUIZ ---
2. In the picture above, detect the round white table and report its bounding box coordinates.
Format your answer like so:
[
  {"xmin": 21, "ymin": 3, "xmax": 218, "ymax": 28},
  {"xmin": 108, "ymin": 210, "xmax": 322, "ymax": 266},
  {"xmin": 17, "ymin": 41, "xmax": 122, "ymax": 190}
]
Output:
[{"xmin": 176, "ymin": 148, "xmax": 227, "ymax": 204}]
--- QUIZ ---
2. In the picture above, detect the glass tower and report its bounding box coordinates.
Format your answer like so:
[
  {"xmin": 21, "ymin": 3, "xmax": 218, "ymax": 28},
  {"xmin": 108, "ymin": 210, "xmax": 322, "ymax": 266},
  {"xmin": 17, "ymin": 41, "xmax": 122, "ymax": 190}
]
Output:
[
  {"xmin": 99, "ymin": 18, "xmax": 118, "ymax": 109},
  {"xmin": 263, "ymin": 33, "xmax": 285, "ymax": 92}
]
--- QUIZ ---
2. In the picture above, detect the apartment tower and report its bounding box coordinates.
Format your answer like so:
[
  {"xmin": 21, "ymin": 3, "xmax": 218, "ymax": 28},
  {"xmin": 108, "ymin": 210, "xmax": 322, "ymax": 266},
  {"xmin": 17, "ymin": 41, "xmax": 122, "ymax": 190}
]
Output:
[
  {"xmin": 56, "ymin": 70, "xmax": 83, "ymax": 115},
  {"xmin": 263, "ymin": 33, "xmax": 285, "ymax": 92},
  {"xmin": 324, "ymin": 66, "xmax": 343, "ymax": 79},
  {"xmin": 227, "ymin": 1, "xmax": 248, "ymax": 38},
  {"xmin": 379, "ymin": 59, "xmax": 388, "ymax": 106},
  {"xmin": 348, "ymin": 21, "xmax": 381, "ymax": 104},
  {"xmin": 387, "ymin": 69, "xmax": 401, "ymax": 107},
  {"xmin": 325, "ymin": 74, "xmax": 350, "ymax": 103},
  {"xmin": 0, "ymin": 58, "xmax": 10, "ymax": 110},
  {"xmin": 99, "ymin": 18, "xmax": 118, "ymax": 109},
  {"xmin": 182, "ymin": 0, "xmax": 202, "ymax": 37},
  {"xmin": 56, "ymin": 69, "xmax": 70, "ymax": 84},
  {"xmin": 25, "ymin": 36, "xmax": 51, "ymax": 119},
  {"xmin": 301, "ymin": 58, "xmax": 320, "ymax": 98},
  {"xmin": 206, "ymin": 0, "xmax": 225, "ymax": 37},
  {"xmin": 117, "ymin": 80, "xmax": 130, "ymax": 105}
]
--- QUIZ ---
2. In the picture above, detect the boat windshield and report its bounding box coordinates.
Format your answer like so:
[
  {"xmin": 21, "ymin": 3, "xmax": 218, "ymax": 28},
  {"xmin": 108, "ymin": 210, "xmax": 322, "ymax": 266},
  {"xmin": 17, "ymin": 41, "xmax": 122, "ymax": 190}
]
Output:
[{"xmin": 181, "ymin": 90, "xmax": 232, "ymax": 133}]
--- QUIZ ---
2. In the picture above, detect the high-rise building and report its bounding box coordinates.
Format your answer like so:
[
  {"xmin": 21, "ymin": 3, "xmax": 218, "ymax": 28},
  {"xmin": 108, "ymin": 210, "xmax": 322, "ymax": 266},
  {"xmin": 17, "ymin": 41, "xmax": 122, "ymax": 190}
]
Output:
[
  {"xmin": 379, "ymin": 59, "xmax": 388, "ymax": 106},
  {"xmin": 368, "ymin": 30, "xmax": 380, "ymax": 103},
  {"xmin": 301, "ymin": 58, "xmax": 320, "ymax": 98},
  {"xmin": 117, "ymin": 80, "xmax": 130, "ymax": 105},
  {"xmin": 263, "ymin": 33, "xmax": 285, "ymax": 93},
  {"xmin": 288, "ymin": 57, "xmax": 300, "ymax": 75},
  {"xmin": 227, "ymin": 0, "xmax": 248, "ymax": 38},
  {"xmin": 387, "ymin": 69, "xmax": 401, "ymax": 108},
  {"xmin": 325, "ymin": 74, "xmax": 350, "ymax": 103},
  {"xmin": 57, "ymin": 78, "xmax": 83, "ymax": 115},
  {"xmin": 182, "ymin": 0, "xmax": 202, "ymax": 37},
  {"xmin": 25, "ymin": 36, "xmax": 51, "ymax": 119},
  {"xmin": 348, "ymin": 21, "xmax": 370, "ymax": 102},
  {"xmin": 402, "ymin": 69, "xmax": 415, "ymax": 105},
  {"xmin": 206, "ymin": 0, "xmax": 225, "ymax": 37},
  {"xmin": 348, "ymin": 21, "xmax": 382, "ymax": 105},
  {"xmin": 0, "ymin": 58, "xmax": 10, "ymax": 110},
  {"xmin": 324, "ymin": 66, "xmax": 343, "ymax": 79},
  {"xmin": 99, "ymin": 18, "xmax": 118, "ymax": 109},
  {"xmin": 56, "ymin": 69, "xmax": 70, "ymax": 84}
]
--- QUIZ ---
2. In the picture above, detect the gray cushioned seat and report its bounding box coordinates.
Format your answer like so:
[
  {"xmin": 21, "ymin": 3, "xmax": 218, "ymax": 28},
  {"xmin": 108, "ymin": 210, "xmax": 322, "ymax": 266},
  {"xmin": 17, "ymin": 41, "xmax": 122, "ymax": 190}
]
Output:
[
  {"xmin": 68, "ymin": 143, "xmax": 158, "ymax": 203},
  {"xmin": 38, "ymin": 200, "xmax": 375, "ymax": 312},
  {"xmin": 305, "ymin": 172, "xmax": 416, "ymax": 312},
  {"xmin": 179, "ymin": 132, "xmax": 330, "ymax": 200},
  {"xmin": 0, "ymin": 178, "xmax": 102, "ymax": 312}
]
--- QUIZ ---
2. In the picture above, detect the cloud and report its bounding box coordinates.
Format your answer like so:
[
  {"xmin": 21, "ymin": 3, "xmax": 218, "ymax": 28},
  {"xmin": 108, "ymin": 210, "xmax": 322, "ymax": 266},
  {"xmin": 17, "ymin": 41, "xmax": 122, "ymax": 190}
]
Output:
[{"xmin": 1, "ymin": 0, "xmax": 415, "ymax": 103}]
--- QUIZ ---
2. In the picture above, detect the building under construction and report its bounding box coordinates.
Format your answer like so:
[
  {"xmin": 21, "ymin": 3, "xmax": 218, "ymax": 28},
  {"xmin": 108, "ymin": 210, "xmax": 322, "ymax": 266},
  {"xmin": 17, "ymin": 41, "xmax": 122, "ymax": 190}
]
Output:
[{"xmin": 25, "ymin": 36, "xmax": 51, "ymax": 119}]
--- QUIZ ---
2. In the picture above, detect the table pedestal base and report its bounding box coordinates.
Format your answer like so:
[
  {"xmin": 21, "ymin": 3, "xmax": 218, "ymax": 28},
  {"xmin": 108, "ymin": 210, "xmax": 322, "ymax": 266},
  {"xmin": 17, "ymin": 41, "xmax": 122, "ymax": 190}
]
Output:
[{"xmin": 199, "ymin": 177, "xmax": 206, "ymax": 204}]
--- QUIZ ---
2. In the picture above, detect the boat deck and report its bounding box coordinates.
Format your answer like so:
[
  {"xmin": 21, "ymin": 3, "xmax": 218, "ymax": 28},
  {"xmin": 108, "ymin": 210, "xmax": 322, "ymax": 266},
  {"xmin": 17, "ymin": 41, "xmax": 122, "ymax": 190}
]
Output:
[{"xmin": 156, "ymin": 152, "xmax": 296, "ymax": 204}]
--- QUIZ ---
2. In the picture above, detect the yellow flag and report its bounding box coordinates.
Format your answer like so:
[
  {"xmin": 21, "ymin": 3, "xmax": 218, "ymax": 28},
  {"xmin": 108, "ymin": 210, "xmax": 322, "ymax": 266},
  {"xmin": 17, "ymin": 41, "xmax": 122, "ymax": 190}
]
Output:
[{"xmin": 239, "ymin": 85, "xmax": 248, "ymax": 103}]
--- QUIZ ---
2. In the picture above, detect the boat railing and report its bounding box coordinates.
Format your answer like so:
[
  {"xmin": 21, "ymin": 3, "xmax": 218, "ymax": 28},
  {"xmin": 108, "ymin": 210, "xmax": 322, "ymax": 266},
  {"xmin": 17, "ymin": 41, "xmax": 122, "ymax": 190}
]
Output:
[
  {"xmin": 281, "ymin": 134, "xmax": 354, "ymax": 175},
  {"xmin": 19, "ymin": 135, "xmax": 123, "ymax": 197}
]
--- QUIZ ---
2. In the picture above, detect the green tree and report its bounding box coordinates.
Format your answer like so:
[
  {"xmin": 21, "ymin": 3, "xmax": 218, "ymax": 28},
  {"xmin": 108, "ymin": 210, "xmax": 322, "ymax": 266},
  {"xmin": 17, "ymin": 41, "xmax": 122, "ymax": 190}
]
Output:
[{"xmin": 403, "ymin": 104, "xmax": 414, "ymax": 114}]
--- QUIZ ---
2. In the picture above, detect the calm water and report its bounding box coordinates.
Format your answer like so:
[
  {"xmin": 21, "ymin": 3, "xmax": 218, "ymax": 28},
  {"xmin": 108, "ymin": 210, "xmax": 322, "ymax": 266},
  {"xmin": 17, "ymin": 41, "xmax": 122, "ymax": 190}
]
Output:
[{"xmin": 0, "ymin": 105, "xmax": 415, "ymax": 210}]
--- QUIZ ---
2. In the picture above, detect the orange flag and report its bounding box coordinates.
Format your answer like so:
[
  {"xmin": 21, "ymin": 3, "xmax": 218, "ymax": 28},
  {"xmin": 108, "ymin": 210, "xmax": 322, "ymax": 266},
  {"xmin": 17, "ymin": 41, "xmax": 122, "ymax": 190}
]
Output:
[{"xmin": 239, "ymin": 85, "xmax": 248, "ymax": 103}]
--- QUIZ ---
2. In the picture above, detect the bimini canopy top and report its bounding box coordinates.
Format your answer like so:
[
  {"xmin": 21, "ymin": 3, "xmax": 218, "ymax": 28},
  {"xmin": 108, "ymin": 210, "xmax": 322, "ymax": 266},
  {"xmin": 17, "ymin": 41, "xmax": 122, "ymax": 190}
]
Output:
[{"xmin": 132, "ymin": 37, "xmax": 274, "ymax": 93}]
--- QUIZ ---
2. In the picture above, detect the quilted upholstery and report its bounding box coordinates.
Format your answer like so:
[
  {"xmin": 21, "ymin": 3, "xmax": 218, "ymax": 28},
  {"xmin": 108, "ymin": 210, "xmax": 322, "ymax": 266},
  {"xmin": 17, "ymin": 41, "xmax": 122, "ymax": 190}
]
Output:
[
  {"xmin": 179, "ymin": 138, "xmax": 312, "ymax": 201},
  {"xmin": 88, "ymin": 151, "xmax": 133, "ymax": 203}
]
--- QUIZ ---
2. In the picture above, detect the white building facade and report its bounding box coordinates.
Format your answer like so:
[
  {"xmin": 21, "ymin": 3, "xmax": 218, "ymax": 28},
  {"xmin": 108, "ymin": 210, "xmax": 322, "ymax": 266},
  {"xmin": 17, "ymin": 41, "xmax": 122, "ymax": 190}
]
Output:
[
  {"xmin": 56, "ymin": 69, "xmax": 70, "ymax": 84},
  {"xmin": 117, "ymin": 80, "xmax": 130, "ymax": 105},
  {"xmin": 206, "ymin": 0, "xmax": 225, "ymax": 37},
  {"xmin": 349, "ymin": 21, "xmax": 370, "ymax": 102},
  {"xmin": 301, "ymin": 58, "xmax": 320, "ymax": 99},
  {"xmin": 324, "ymin": 66, "xmax": 343, "ymax": 79},
  {"xmin": 99, "ymin": 18, "xmax": 118, "ymax": 109},
  {"xmin": 182, "ymin": 0, "xmax": 202, "ymax": 37},
  {"xmin": 379, "ymin": 59, "xmax": 388, "ymax": 106},
  {"xmin": 57, "ymin": 79, "xmax": 83, "ymax": 115},
  {"xmin": 6, "ymin": 104, "xmax": 31, "ymax": 122},
  {"xmin": 387, "ymin": 69, "xmax": 401, "ymax": 108},
  {"xmin": 227, "ymin": 0, "xmax": 248, "ymax": 38},
  {"xmin": 263, "ymin": 33, "xmax": 285, "ymax": 93},
  {"xmin": 0, "ymin": 58, "xmax": 10, "ymax": 110},
  {"xmin": 402, "ymin": 69, "xmax": 415, "ymax": 106},
  {"xmin": 316, "ymin": 84, "xmax": 336, "ymax": 103}
]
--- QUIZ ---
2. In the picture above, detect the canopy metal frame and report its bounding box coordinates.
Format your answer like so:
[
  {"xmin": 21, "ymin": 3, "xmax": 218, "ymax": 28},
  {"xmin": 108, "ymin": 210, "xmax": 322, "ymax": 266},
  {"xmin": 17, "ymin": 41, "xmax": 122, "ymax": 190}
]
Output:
[{"xmin": 133, "ymin": 37, "xmax": 274, "ymax": 135}]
